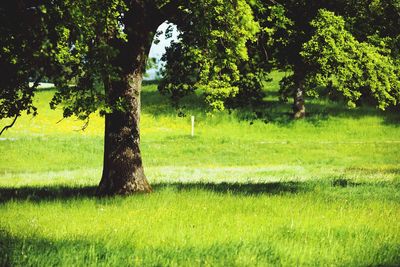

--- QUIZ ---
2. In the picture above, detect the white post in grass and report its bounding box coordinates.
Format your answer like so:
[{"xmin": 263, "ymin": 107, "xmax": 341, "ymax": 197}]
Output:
[{"xmin": 191, "ymin": 116, "xmax": 195, "ymax": 137}]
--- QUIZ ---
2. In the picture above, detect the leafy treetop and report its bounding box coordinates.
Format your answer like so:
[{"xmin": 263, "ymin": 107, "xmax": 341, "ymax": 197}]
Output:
[{"xmin": 0, "ymin": 0, "xmax": 259, "ymax": 123}]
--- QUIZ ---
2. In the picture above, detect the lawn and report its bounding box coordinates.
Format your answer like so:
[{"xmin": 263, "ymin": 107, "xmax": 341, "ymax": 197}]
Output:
[{"xmin": 0, "ymin": 72, "xmax": 399, "ymax": 266}]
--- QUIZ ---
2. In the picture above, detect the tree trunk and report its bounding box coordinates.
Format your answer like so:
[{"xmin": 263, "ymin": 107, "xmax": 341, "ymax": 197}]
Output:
[
  {"xmin": 97, "ymin": 1, "xmax": 162, "ymax": 195},
  {"xmin": 293, "ymin": 83, "xmax": 306, "ymax": 119},
  {"xmin": 98, "ymin": 70, "xmax": 152, "ymax": 195},
  {"xmin": 293, "ymin": 67, "xmax": 306, "ymax": 119}
]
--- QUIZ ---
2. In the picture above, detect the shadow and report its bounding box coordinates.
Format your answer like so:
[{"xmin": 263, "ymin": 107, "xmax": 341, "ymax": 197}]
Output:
[
  {"xmin": 139, "ymin": 78, "xmax": 400, "ymax": 126},
  {"xmin": 32, "ymin": 80, "xmax": 400, "ymax": 126},
  {"xmin": 0, "ymin": 233, "xmax": 130, "ymax": 266},
  {"xmin": 141, "ymin": 89, "xmax": 207, "ymax": 117},
  {"xmin": 139, "ymin": 77, "xmax": 400, "ymax": 126},
  {"xmin": 1, "ymin": 211, "xmax": 399, "ymax": 266},
  {"xmin": 382, "ymin": 105, "xmax": 400, "ymax": 125},
  {"xmin": 0, "ymin": 179, "xmax": 365, "ymax": 203},
  {"xmin": 1, "ymin": 178, "xmax": 395, "ymax": 203},
  {"xmin": 142, "ymin": 79, "xmax": 161, "ymax": 86},
  {"xmin": 0, "ymin": 185, "xmax": 97, "ymax": 203},
  {"xmin": 233, "ymin": 98, "xmax": 400, "ymax": 126},
  {"xmin": 331, "ymin": 178, "xmax": 361, "ymax": 187},
  {"xmin": 151, "ymin": 181, "xmax": 308, "ymax": 195},
  {"xmin": 144, "ymin": 76, "xmax": 400, "ymax": 126},
  {"xmin": 0, "ymin": 231, "xmax": 285, "ymax": 266},
  {"xmin": 0, "ymin": 182, "xmax": 308, "ymax": 203}
]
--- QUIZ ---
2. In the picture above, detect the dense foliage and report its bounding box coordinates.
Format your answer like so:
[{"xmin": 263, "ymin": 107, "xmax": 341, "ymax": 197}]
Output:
[
  {"xmin": 0, "ymin": 2, "xmax": 46, "ymax": 120},
  {"xmin": 264, "ymin": 0, "xmax": 400, "ymax": 115},
  {"xmin": 301, "ymin": 10, "xmax": 400, "ymax": 109},
  {"xmin": 1, "ymin": 0, "xmax": 262, "ymax": 123},
  {"xmin": 0, "ymin": 0, "xmax": 128, "ymax": 124},
  {"xmin": 160, "ymin": 0, "xmax": 277, "ymax": 110},
  {"xmin": 159, "ymin": 0, "xmax": 259, "ymax": 111}
]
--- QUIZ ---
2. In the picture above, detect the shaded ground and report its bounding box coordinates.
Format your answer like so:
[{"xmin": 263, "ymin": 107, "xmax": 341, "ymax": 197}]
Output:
[{"xmin": 0, "ymin": 178, "xmax": 395, "ymax": 203}]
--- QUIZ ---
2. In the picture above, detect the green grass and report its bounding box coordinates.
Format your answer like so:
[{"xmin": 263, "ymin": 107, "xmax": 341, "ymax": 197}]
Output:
[
  {"xmin": 1, "ymin": 182, "xmax": 399, "ymax": 266},
  {"xmin": 0, "ymin": 71, "xmax": 399, "ymax": 266}
]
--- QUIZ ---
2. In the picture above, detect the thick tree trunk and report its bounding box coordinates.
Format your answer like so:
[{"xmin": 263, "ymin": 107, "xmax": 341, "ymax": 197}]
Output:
[
  {"xmin": 98, "ymin": 70, "xmax": 152, "ymax": 195},
  {"xmin": 97, "ymin": 1, "xmax": 162, "ymax": 195}
]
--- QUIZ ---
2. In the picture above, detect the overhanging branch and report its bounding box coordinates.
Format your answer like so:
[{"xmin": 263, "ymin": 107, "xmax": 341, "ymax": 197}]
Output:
[
  {"xmin": 0, "ymin": 115, "xmax": 19, "ymax": 136},
  {"xmin": 0, "ymin": 76, "xmax": 43, "ymax": 136}
]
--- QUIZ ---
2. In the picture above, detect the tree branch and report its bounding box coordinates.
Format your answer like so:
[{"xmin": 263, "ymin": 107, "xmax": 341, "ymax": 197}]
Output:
[
  {"xmin": 0, "ymin": 115, "xmax": 19, "ymax": 136},
  {"xmin": 0, "ymin": 76, "xmax": 43, "ymax": 136},
  {"xmin": 74, "ymin": 117, "xmax": 90, "ymax": 132},
  {"xmin": 31, "ymin": 75, "xmax": 43, "ymax": 89}
]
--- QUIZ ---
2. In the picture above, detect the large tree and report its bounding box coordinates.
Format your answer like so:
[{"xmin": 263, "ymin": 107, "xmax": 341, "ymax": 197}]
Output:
[{"xmin": 0, "ymin": 0, "xmax": 259, "ymax": 195}]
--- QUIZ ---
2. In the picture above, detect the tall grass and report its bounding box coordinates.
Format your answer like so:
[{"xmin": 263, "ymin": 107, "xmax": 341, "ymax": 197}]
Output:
[{"xmin": 1, "ymin": 182, "xmax": 399, "ymax": 266}]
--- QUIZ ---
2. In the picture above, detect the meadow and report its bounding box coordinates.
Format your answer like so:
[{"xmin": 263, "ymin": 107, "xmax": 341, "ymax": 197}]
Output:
[{"xmin": 0, "ymin": 72, "xmax": 399, "ymax": 266}]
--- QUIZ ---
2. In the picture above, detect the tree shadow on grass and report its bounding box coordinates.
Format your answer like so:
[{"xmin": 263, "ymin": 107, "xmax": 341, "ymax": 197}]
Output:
[
  {"xmin": 0, "ymin": 182, "xmax": 308, "ymax": 203},
  {"xmin": 1, "ymin": 208, "xmax": 399, "ymax": 266},
  {"xmin": 0, "ymin": 185, "xmax": 98, "ymax": 203},
  {"xmin": 0, "ymin": 179, "xmax": 370, "ymax": 203},
  {"xmin": 236, "ymin": 99, "xmax": 400, "ymax": 127},
  {"xmin": 140, "ymin": 78, "xmax": 400, "ymax": 125},
  {"xmin": 152, "ymin": 181, "xmax": 308, "ymax": 195},
  {"xmin": 140, "ymin": 86, "xmax": 400, "ymax": 126},
  {"xmin": 0, "ymin": 231, "xmax": 285, "ymax": 266},
  {"xmin": 141, "ymin": 89, "xmax": 207, "ymax": 117}
]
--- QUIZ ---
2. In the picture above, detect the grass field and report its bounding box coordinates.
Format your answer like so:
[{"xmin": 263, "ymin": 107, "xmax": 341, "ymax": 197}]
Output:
[{"xmin": 0, "ymin": 72, "xmax": 399, "ymax": 266}]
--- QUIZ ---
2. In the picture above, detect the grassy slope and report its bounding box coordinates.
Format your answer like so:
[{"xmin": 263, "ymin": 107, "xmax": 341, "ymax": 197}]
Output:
[{"xmin": 0, "ymin": 72, "xmax": 399, "ymax": 266}]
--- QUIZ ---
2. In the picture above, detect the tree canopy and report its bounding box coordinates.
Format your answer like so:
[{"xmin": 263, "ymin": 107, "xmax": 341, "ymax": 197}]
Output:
[{"xmin": 1, "ymin": 0, "xmax": 261, "ymax": 122}]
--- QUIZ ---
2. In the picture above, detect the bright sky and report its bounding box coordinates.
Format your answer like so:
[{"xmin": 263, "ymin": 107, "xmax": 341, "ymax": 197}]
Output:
[
  {"xmin": 148, "ymin": 22, "xmax": 179, "ymax": 61},
  {"xmin": 146, "ymin": 22, "xmax": 178, "ymax": 79}
]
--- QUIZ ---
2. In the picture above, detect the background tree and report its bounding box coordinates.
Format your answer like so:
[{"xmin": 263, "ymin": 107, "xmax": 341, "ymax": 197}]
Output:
[
  {"xmin": 264, "ymin": 0, "xmax": 400, "ymax": 118},
  {"xmin": 301, "ymin": 9, "xmax": 399, "ymax": 110},
  {"xmin": 0, "ymin": 0, "xmax": 259, "ymax": 195}
]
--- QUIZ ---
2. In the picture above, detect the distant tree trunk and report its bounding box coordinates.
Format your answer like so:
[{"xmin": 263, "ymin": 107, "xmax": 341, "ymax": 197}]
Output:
[
  {"xmin": 98, "ymin": 2, "xmax": 162, "ymax": 195},
  {"xmin": 293, "ymin": 68, "xmax": 306, "ymax": 119},
  {"xmin": 293, "ymin": 83, "xmax": 306, "ymax": 119}
]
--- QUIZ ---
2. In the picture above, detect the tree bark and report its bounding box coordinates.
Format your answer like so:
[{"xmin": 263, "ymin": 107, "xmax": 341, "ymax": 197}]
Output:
[
  {"xmin": 293, "ymin": 67, "xmax": 306, "ymax": 119},
  {"xmin": 97, "ymin": 1, "xmax": 163, "ymax": 195},
  {"xmin": 98, "ymin": 70, "xmax": 152, "ymax": 195},
  {"xmin": 293, "ymin": 83, "xmax": 306, "ymax": 119}
]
